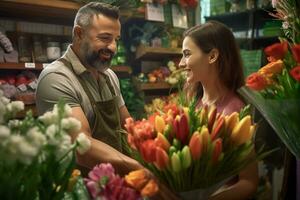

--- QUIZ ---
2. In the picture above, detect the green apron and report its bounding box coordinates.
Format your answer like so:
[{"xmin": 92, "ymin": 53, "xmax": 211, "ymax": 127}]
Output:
[{"xmin": 58, "ymin": 58, "xmax": 123, "ymax": 151}]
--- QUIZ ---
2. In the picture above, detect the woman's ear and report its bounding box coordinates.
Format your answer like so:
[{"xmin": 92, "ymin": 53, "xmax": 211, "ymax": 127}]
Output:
[{"xmin": 208, "ymin": 48, "xmax": 219, "ymax": 64}]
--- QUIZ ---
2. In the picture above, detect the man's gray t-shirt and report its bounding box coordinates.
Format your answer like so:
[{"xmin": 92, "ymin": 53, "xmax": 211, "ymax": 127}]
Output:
[{"xmin": 36, "ymin": 45, "xmax": 125, "ymax": 128}]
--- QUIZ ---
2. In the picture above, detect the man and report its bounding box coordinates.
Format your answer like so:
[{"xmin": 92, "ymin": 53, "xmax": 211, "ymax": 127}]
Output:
[{"xmin": 36, "ymin": 2, "xmax": 140, "ymax": 175}]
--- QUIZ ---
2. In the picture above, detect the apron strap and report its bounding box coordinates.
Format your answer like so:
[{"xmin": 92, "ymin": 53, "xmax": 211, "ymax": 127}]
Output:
[
  {"xmin": 99, "ymin": 72, "xmax": 117, "ymax": 96},
  {"xmin": 57, "ymin": 57, "xmax": 98, "ymax": 109}
]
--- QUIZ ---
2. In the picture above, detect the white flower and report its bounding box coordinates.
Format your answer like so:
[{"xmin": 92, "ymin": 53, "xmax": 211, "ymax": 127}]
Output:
[
  {"xmin": 39, "ymin": 111, "xmax": 58, "ymax": 125},
  {"xmin": 27, "ymin": 127, "xmax": 47, "ymax": 148},
  {"xmin": 1, "ymin": 96, "xmax": 10, "ymax": 105},
  {"xmin": 0, "ymin": 125, "xmax": 10, "ymax": 140},
  {"xmin": 61, "ymin": 117, "xmax": 81, "ymax": 133},
  {"xmin": 6, "ymin": 101, "xmax": 24, "ymax": 113},
  {"xmin": 6, "ymin": 134, "xmax": 38, "ymax": 164},
  {"xmin": 55, "ymin": 134, "xmax": 72, "ymax": 162},
  {"xmin": 76, "ymin": 133, "xmax": 91, "ymax": 155},
  {"xmin": 46, "ymin": 124, "xmax": 59, "ymax": 145},
  {"xmin": 18, "ymin": 140, "xmax": 39, "ymax": 165},
  {"xmin": 8, "ymin": 120, "xmax": 21, "ymax": 129},
  {"xmin": 64, "ymin": 104, "xmax": 72, "ymax": 117}
]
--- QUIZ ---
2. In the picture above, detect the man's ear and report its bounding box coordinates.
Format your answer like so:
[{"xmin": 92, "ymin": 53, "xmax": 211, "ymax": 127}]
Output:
[
  {"xmin": 209, "ymin": 48, "xmax": 219, "ymax": 64},
  {"xmin": 73, "ymin": 25, "xmax": 84, "ymax": 40}
]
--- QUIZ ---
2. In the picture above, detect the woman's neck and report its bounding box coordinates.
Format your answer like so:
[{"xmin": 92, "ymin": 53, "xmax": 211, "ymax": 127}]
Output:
[{"xmin": 202, "ymin": 81, "xmax": 229, "ymax": 106}]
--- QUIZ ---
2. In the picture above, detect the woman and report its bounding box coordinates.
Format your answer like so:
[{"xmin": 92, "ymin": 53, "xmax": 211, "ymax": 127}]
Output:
[{"xmin": 179, "ymin": 20, "xmax": 259, "ymax": 200}]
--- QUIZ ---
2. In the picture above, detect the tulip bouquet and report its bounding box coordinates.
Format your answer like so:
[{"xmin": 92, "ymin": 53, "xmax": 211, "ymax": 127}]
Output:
[
  {"xmin": 123, "ymin": 100, "xmax": 261, "ymax": 199},
  {"xmin": 240, "ymin": 0, "xmax": 300, "ymax": 158},
  {"xmin": 0, "ymin": 89, "xmax": 91, "ymax": 200},
  {"xmin": 84, "ymin": 163, "xmax": 158, "ymax": 200}
]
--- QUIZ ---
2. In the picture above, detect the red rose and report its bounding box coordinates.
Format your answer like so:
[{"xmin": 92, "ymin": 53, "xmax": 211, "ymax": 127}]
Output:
[
  {"xmin": 292, "ymin": 44, "xmax": 300, "ymax": 63},
  {"xmin": 264, "ymin": 42, "xmax": 288, "ymax": 60},
  {"xmin": 246, "ymin": 72, "xmax": 268, "ymax": 91},
  {"xmin": 290, "ymin": 66, "xmax": 300, "ymax": 82}
]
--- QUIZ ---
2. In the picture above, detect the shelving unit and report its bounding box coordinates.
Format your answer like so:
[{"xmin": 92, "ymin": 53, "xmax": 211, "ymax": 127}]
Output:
[
  {"xmin": 139, "ymin": 82, "xmax": 172, "ymax": 91},
  {"xmin": 0, "ymin": 0, "xmax": 141, "ymax": 25},
  {"xmin": 0, "ymin": 63, "xmax": 132, "ymax": 76},
  {"xmin": 135, "ymin": 45, "xmax": 182, "ymax": 60},
  {"xmin": 16, "ymin": 104, "xmax": 38, "ymax": 118}
]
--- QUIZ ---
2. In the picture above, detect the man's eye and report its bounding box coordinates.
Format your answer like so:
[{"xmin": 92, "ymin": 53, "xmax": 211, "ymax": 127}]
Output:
[{"xmin": 184, "ymin": 53, "xmax": 191, "ymax": 57}]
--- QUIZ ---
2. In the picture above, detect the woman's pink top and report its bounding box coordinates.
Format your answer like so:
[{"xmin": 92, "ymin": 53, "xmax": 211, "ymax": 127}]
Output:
[{"xmin": 197, "ymin": 92, "xmax": 245, "ymax": 115}]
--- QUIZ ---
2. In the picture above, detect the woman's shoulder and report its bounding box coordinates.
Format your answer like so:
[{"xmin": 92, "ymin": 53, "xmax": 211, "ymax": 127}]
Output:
[{"xmin": 221, "ymin": 93, "xmax": 245, "ymax": 115}]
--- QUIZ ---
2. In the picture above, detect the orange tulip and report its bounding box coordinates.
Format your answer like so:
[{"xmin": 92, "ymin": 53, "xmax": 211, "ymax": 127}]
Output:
[
  {"xmin": 125, "ymin": 169, "xmax": 148, "ymax": 190},
  {"xmin": 155, "ymin": 146, "xmax": 170, "ymax": 170},
  {"xmin": 258, "ymin": 59, "xmax": 283, "ymax": 77},
  {"xmin": 140, "ymin": 140, "xmax": 157, "ymax": 163},
  {"xmin": 154, "ymin": 132, "xmax": 171, "ymax": 151},
  {"xmin": 141, "ymin": 179, "xmax": 159, "ymax": 197},
  {"xmin": 189, "ymin": 131, "xmax": 202, "ymax": 160}
]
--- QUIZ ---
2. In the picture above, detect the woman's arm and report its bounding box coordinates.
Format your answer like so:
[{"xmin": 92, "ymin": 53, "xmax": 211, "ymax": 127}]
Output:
[{"xmin": 209, "ymin": 162, "xmax": 259, "ymax": 200}]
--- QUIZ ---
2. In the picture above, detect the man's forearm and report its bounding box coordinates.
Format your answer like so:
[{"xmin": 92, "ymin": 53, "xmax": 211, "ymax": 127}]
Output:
[{"xmin": 76, "ymin": 136, "xmax": 142, "ymax": 175}]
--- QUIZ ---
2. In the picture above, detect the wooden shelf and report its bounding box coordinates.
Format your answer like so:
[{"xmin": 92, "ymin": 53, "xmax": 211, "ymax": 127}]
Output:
[
  {"xmin": 16, "ymin": 104, "xmax": 38, "ymax": 118},
  {"xmin": 139, "ymin": 82, "xmax": 172, "ymax": 91},
  {"xmin": 0, "ymin": 0, "xmax": 141, "ymax": 25},
  {"xmin": 135, "ymin": 45, "xmax": 182, "ymax": 60},
  {"xmin": 0, "ymin": 63, "xmax": 132, "ymax": 74}
]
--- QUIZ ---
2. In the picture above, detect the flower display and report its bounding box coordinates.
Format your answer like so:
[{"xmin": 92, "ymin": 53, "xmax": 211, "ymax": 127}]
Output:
[
  {"xmin": 123, "ymin": 100, "xmax": 262, "ymax": 199},
  {"xmin": 242, "ymin": 0, "xmax": 300, "ymax": 158},
  {"xmin": 0, "ymin": 89, "xmax": 91, "ymax": 199},
  {"xmin": 84, "ymin": 163, "xmax": 158, "ymax": 200}
]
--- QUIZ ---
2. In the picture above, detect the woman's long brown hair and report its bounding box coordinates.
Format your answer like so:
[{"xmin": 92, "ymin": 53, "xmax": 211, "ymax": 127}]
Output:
[{"xmin": 183, "ymin": 20, "xmax": 245, "ymax": 100}]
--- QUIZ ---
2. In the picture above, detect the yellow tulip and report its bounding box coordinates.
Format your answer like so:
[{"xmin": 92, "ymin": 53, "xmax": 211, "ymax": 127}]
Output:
[
  {"xmin": 231, "ymin": 115, "xmax": 252, "ymax": 146},
  {"xmin": 125, "ymin": 169, "xmax": 148, "ymax": 190},
  {"xmin": 225, "ymin": 112, "xmax": 239, "ymax": 133},
  {"xmin": 155, "ymin": 115, "xmax": 165, "ymax": 133}
]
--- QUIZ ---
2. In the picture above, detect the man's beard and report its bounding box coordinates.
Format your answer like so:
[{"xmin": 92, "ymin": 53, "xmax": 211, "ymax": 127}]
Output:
[{"xmin": 80, "ymin": 41, "xmax": 114, "ymax": 72}]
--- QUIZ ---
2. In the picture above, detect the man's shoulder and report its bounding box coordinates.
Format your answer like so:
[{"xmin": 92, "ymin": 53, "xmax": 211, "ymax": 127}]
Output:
[{"xmin": 38, "ymin": 60, "xmax": 73, "ymax": 81}]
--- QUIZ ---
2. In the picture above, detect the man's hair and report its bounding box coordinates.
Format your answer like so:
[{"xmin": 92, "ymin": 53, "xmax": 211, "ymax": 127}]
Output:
[{"xmin": 74, "ymin": 2, "xmax": 119, "ymax": 29}]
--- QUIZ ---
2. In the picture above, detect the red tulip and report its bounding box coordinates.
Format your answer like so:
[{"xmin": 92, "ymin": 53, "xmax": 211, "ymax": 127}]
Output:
[
  {"xmin": 155, "ymin": 147, "xmax": 169, "ymax": 170},
  {"xmin": 292, "ymin": 44, "xmax": 300, "ymax": 63},
  {"xmin": 264, "ymin": 42, "xmax": 288, "ymax": 60},
  {"xmin": 189, "ymin": 131, "xmax": 202, "ymax": 160},
  {"xmin": 246, "ymin": 72, "xmax": 268, "ymax": 91},
  {"xmin": 140, "ymin": 140, "xmax": 157, "ymax": 163},
  {"xmin": 208, "ymin": 106, "xmax": 217, "ymax": 132},
  {"xmin": 212, "ymin": 138, "xmax": 223, "ymax": 165},
  {"xmin": 290, "ymin": 66, "xmax": 300, "ymax": 82},
  {"xmin": 211, "ymin": 116, "xmax": 225, "ymax": 141},
  {"xmin": 174, "ymin": 114, "xmax": 189, "ymax": 144}
]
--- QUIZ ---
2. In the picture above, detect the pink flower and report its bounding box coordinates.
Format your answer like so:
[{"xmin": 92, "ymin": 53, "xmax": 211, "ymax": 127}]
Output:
[
  {"xmin": 87, "ymin": 163, "xmax": 115, "ymax": 182},
  {"xmin": 85, "ymin": 181, "xmax": 100, "ymax": 198}
]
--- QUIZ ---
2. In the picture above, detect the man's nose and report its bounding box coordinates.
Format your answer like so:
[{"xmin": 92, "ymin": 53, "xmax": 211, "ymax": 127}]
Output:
[{"xmin": 107, "ymin": 40, "xmax": 117, "ymax": 53}]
